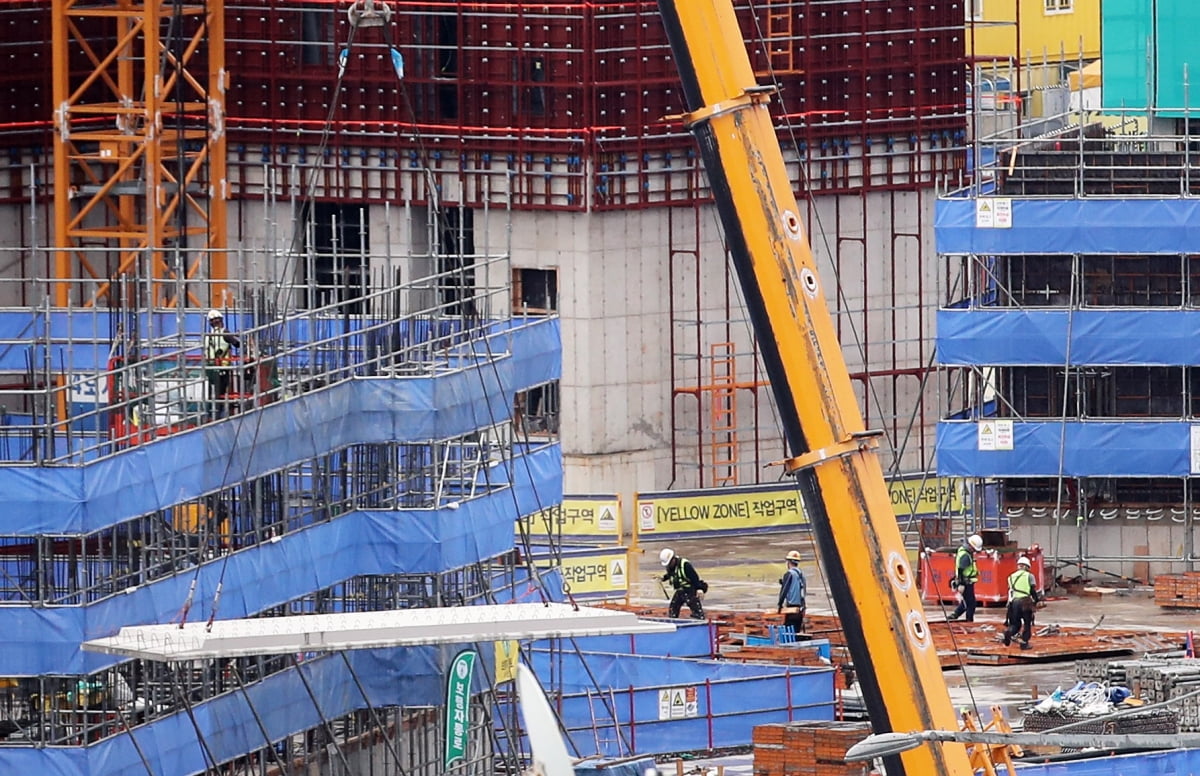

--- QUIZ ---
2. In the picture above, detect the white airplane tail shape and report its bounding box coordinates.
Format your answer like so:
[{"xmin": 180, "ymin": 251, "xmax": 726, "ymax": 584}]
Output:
[{"xmin": 516, "ymin": 662, "xmax": 575, "ymax": 776}]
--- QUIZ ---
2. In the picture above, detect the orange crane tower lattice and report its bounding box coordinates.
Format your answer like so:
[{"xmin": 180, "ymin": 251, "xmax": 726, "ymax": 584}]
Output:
[{"xmin": 52, "ymin": 0, "xmax": 228, "ymax": 308}]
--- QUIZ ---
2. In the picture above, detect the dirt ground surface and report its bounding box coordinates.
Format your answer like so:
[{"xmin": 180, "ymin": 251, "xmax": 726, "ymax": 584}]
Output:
[{"xmin": 626, "ymin": 532, "xmax": 1196, "ymax": 723}]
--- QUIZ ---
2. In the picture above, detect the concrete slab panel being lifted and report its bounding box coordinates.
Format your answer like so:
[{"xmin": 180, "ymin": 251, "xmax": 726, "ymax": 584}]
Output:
[{"xmin": 82, "ymin": 603, "xmax": 675, "ymax": 661}]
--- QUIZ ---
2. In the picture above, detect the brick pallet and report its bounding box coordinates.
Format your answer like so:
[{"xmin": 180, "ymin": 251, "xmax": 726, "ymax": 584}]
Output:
[
  {"xmin": 1154, "ymin": 572, "xmax": 1200, "ymax": 608},
  {"xmin": 752, "ymin": 721, "xmax": 873, "ymax": 776}
]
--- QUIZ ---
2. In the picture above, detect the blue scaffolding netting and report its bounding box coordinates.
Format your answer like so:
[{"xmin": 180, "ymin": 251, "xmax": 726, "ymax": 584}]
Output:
[
  {"xmin": 2, "ymin": 317, "xmax": 560, "ymax": 532},
  {"xmin": 5, "ymin": 443, "xmax": 561, "ymax": 676},
  {"xmin": 936, "ymin": 197, "xmax": 1200, "ymax": 254},
  {"xmin": 937, "ymin": 420, "xmax": 1192, "ymax": 477},
  {"xmin": 938, "ymin": 309, "xmax": 1200, "ymax": 366}
]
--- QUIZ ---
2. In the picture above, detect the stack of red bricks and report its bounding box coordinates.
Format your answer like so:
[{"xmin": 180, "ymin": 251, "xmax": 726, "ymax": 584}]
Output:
[
  {"xmin": 752, "ymin": 721, "xmax": 874, "ymax": 776},
  {"xmin": 1155, "ymin": 572, "xmax": 1200, "ymax": 608}
]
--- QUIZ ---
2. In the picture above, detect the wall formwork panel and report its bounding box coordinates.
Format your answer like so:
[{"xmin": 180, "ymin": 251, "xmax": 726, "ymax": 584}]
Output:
[{"xmin": 0, "ymin": 0, "xmax": 967, "ymax": 208}]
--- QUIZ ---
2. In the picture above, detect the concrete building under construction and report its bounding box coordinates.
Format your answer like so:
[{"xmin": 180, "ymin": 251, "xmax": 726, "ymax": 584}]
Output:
[{"xmin": 0, "ymin": 0, "xmax": 968, "ymax": 773}]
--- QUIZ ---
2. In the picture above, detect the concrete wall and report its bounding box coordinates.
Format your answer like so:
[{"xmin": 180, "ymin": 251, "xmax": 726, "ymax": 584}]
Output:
[
  {"xmin": 1010, "ymin": 515, "xmax": 1200, "ymax": 581},
  {"xmin": 0, "ymin": 152, "xmax": 941, "ymax": 518}
]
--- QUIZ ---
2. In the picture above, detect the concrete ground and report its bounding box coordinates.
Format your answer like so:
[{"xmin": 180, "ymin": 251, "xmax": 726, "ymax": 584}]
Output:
[{"xmin": 627, "ymin": 533, "xmax": 1194, "ymax": 722}]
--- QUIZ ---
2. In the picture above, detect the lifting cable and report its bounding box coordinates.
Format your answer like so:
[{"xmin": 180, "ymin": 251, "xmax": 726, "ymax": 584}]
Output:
[
  {"xmin": 731, "ymin": 0, "xmax": 988, "ymax": 714},
  {"xmin": 227, "ymin": 660, "xmax": 299, "ymax": 775},
  {"xmin": 288, "ymin": 654, "xmax": 360, "ymax": 775},
  {"xmin": 1048, "ymin": 256, "xmax": 1080, "ymax": 579},
  {"xmin": 336, "ymin": 650, "xmax": 415, "ymax": 776}
]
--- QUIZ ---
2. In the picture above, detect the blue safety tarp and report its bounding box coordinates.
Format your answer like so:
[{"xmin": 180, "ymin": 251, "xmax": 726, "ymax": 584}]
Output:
[
  {"xmin": 532, "ymin": 619, "xmax": 713, "ymax": 659},
  {"xmin": 0, "ymin": 646, "xmax": 472, "ymax": 776},
  {"xmin": 937, "ymin": 309, "xmax": 1200, "ymax": 366},
  {"xmin": 0, "ymin": 310, "xmax": 560, "ymax": 373},
  {"xmin": 0, "ymin": 319, "xmax": 560, "ymax": 533},
  {"xmin": 1, "ymin": 643, "xmax": 830, "ymax": 775},
  {"xmin": 936, "ymin": 197, "xmax": 1200, "ymax": 255},
  {"xmin": 1016, "ymin": 748, "xmax": 1200, "ymax": 776},
  {"xmin": 521, "ymin": 650, "xmax": 834, "ymax": 758},
  {"xmin": 937, "ymin": 421, "xmax": 1189, "ymax": 477},
  {"xmin": 0, "ymin": 443, "xmax": 562, "ymax": 676}
]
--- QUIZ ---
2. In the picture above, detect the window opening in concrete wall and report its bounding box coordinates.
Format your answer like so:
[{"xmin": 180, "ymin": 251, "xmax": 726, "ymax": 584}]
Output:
[
  {"xmin": 437, "ymin": 208, "xmax": 476, "ymax": 317},
  {"xmin": 512, "ymin": 268, "xmax": 557, "ymax": 313},
  {"xmin": 306, "ymin": 203, "xmax": 369, "ymax": 312},
  {"xmin": 515, "ymin": 382, "xmax": 559, "ymax": 437}
]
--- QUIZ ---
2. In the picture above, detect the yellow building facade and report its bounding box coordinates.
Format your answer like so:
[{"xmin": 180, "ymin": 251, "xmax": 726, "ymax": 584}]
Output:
[{"xmin": 970, "ymin": 0, "xmax": 1100, "ymax": 80}]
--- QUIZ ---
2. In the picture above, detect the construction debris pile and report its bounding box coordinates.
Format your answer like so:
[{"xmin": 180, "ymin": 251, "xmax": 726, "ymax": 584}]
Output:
[
  {"xmin": 751, "ymin": 721, "xmax": 873, "ymax": 776},
  {"xmin": 1078, "ymin": 655, "xmax": 1200, "ymax": 731},
  {"xmin": 1020, "ymin": 680, "xmax": 1178, "ymax": 735}
]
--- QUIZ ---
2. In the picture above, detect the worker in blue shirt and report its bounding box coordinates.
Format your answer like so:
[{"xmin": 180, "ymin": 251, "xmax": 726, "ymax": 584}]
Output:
[
  {"xmin": 777, "ymin": 549, "xmax": 806, "ymax": 632},
  {"xmin": 947, "ymin": 534, "xmax": 983, "ymax": 622}
]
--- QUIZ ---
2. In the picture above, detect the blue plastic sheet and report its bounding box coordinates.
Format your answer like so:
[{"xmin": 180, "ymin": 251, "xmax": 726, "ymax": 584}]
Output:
[
  {"xmin": 1, "ymin": 646, "xmax": 452, "ymax": 776},
  {"xmin": 532, "ymin": 619, "xmax": 713, "ymax": 659},
  {"xmin": 936, "ymin": 198, "xmax": 1200, "ymax": 255},
  {"xmin": 938, "ymin": 309, "xmax": 1200, "ymax": 366},
  {"xmin": 0, "ymin": 311, "xmax": 561, "ymax": 373},
  {"xmin": 523, "ymin": 650, "xmax": 834, "ymax": 758},
  {"xmin": 0, "ymin": 443, "xmax": 562, "ymax": 676},
  {"xmin": 1, "ymin": 323, "xmax": 559, "ymax": 534},
  {"xmin": 4, "ymin": 642, "xmax": 830, "ymax": 775},
  {"xmin": 937, "ymin": 421, "xmax": 1191, "ymax": 477},
  {"xmin": 1017, "ymin": 748, "xmax": 1200, "ymax": 776}
]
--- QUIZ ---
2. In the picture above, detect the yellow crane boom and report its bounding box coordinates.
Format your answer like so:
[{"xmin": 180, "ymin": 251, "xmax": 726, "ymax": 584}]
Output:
[{"xmin": 654, "ymin": 1, "xmax": 973, "ymax": 774}]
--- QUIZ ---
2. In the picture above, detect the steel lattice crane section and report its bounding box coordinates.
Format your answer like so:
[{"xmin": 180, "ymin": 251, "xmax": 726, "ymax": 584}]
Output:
[{"xmin": 51, "ymin": 0, "xmax": 228, "ymax": 307}]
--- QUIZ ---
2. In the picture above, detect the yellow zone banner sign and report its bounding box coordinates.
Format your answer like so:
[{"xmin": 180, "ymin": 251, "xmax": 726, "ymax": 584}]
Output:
[
  {"xmin": 518, "ymin": 496, "xmax": 622, "ymax": 542},
  {"xmin": 889, "ymin": 475, "xmax": 965, "ymax": 517},
  {"xmin": 636, "ymin": 475, "xmax": 965, "ymax": 538},
  {"xmin": 635, "ymin": 485, "xmax": 804, "ymax": 538},
  {"xmin": 533, "ymin": 547, "xmax": 630, "ymax": 600}
]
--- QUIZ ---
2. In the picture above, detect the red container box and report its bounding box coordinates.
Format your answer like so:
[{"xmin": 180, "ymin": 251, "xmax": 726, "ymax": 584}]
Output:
[{"xmin": 921, "ymin": 544, "xmax": 1045, "ymax": 605}]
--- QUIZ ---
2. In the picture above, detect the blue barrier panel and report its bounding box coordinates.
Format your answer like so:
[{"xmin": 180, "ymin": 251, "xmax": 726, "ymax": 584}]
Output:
[
  {"xmin": 936, "ymin": 198, "xmax": 1200, "ymax": 255},
  {"xmin": 937, "ymin": 420, "xmax": 1191, "ymax": 477},
  {"xmin": 525, "ymin": 650, "xmax": 834, "ymax": 758},
  {"xmin": 937, "ymin": 309, "xmax": 1200, "ymax": 367},
  {"xmin": 0, "ymin": 443, "xmax": 562, "ymax": 676},
  {"xmin": 531, "ymin": 619, "xmax": 712, "ymax": 659},
  {"xmin": 2, "ymin": 345, "xmax": 559, "ymax": 533}
]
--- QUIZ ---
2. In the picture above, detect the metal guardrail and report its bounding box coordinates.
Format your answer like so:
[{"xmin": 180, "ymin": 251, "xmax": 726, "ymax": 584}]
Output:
[
  {"xmin": 0, "ymin": 259, "xmax": 525, "ymax": 464},
  {"xmin": 946, "ymin": 107, "xmax": 1200, "ymax": 199}
]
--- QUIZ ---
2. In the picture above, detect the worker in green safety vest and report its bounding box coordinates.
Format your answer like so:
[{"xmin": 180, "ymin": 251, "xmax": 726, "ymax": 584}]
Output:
[
  {"xmin": 1002, "ymin": 555, "xmax": 1043, "ymax": 650},
  {"xmin": 947, "ymin": 533, "xmax": 983, "ymax": 622}
]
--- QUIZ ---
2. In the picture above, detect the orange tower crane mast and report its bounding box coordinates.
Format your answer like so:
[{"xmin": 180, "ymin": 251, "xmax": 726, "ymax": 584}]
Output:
[
  {"xmin": 51, "ymin": 0, "xmax": 227, "ymax": 308},
  {"xmin": 654, "ymin": 1, "xmax": 974, "ymax": 775}
]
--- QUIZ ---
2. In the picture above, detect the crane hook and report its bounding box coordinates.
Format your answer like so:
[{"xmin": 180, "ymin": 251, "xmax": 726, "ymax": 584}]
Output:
[{"xmin": 347, "ymin": 0, "xmax": 393, "ymax": 28}]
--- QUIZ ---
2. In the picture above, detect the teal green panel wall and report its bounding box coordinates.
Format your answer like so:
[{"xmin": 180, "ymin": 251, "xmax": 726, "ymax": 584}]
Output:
[
  {"xmin": 1155, "ymin": 1, "xmax": 1200, "ymax": 112},
  {"xmin": 1102, "ymin": 0, "xmax": 1153, "ymax": 110}
]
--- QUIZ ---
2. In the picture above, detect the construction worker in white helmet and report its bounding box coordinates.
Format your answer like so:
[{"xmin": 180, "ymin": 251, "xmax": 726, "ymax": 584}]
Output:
[
  {"xmin": 947, "ymin": 533, "xmax": 983, "ymax": 622},
  {"xmin": 1002, "ymin": 555, "xmax": 1042, "ymax": 650},
  {"xmin": 203, "ymin": 309, "xmax": 241, "ymax": 419},
  {"xmin": 658, "ymin": 548, "xmax": 707, "ymax": 620},
  {"xmin": 777, "ymin": 549, "xmax": 806, "ymax": 633}
]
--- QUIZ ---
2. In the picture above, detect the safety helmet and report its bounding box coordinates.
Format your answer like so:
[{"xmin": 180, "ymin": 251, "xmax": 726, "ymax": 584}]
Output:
[
  {"xmin": 207, "ymin": 309, "xmax": 223, "ymax": 321},
  {"xmin": 785, "ymin": 550, "xmax": 802, "ymax": 562},
  {"xmin": 659, "ymin": 548, "xmax": 675, "ymax": 566},
  {"xmin": 967, "ymin": 534, "xmax": 983, "ymax": 551},
  {"xmin": 1016, "ymin": 555, "xmax": 1031, "ymax": 567}
]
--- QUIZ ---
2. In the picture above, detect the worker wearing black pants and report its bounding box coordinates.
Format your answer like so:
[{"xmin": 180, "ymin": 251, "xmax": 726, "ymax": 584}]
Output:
[
  {"xmin": 659, "ymin": 548, "xmax": 707, "ymax": 620},
  {"xmin": 948, "ymin": 534, "xmax": 983, "ymax": 622},
  {"xmin": 1003, "ymin": 555, "xmax": 1042, "ymax": 649}
]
